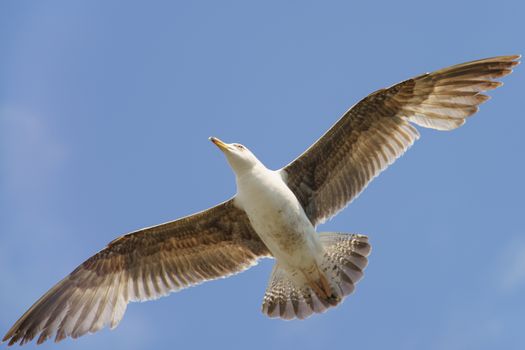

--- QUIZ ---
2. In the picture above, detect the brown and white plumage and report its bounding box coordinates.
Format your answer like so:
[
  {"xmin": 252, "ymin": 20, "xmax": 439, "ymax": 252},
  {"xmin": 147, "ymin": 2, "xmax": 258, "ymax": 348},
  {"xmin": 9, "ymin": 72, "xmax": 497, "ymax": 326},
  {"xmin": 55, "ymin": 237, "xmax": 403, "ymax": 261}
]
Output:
[
  {"xmin": 3, "ymin": 200, "xmax": 269, "ymax": 345},
  {"xmin": 3, "ymin": 55, "xmax": 519, "ymax": 346},
  {"xmin": 282, "ymin": 55, "xmax": 520, "ymax": 226},
  {"xmin": 262, "ymin": 233, "xmax": 371, "ymax": 319}
]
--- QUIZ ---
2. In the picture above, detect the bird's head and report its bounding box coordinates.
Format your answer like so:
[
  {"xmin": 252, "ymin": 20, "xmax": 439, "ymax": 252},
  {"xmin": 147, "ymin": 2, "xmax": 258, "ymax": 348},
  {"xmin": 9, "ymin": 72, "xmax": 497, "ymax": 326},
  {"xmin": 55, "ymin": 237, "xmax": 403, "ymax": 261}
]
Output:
[{"xmin": 209, "ymin": 137, "xmax": 262, "ymax": 175}]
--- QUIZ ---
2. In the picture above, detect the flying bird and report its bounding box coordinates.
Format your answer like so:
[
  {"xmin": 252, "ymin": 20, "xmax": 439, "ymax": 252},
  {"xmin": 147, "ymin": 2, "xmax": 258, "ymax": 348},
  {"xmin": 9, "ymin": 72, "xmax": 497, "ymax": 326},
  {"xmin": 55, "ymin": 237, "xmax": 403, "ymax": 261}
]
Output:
[{"xmin": 3, "ymin": 55, "xmax": 520, "ymax": 346}]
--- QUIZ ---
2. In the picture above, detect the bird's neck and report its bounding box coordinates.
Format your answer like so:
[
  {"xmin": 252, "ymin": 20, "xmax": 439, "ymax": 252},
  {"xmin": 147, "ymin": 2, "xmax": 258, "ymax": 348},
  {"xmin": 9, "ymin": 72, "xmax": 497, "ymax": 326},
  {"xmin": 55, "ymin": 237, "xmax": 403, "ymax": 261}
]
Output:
[
  {"xmin": 233, "ymin": 162, "xmax": 269, "ymax": 181},
  {"xmin": 234, "ymin": 163, "xmax": 284, "ymax": 208}
]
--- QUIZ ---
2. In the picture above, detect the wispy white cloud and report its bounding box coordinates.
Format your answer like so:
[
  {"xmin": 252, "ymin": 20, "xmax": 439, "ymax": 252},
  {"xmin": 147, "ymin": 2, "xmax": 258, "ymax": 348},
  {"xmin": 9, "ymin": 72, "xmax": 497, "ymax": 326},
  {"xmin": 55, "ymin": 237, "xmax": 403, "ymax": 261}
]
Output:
[
  {"xmin": 433, "ymin": 315, "xmax": 503, "ymax": 350},
  {"xmin": 497, "ymin": 237, "xmax": 525, "ymax": 293},
  {"xmin": 0, "ymin": 106, "xmax": 70, "ymax": 314},
  {"xmin": 0, "ymin": 106, "xmax": 68, "ymax": 195},
  {"xmin": 417, "ymin": 236, "xmax": 525, "ymax": 350}
]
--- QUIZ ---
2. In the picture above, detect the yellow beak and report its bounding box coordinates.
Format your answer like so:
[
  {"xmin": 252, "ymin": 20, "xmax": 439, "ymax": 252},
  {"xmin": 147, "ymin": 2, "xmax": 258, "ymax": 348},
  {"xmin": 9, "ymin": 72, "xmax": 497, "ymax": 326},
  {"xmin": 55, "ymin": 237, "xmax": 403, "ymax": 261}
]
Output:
[{"xmin": 209, "ymin": 137, "xmax": 230, "ymax": 152}]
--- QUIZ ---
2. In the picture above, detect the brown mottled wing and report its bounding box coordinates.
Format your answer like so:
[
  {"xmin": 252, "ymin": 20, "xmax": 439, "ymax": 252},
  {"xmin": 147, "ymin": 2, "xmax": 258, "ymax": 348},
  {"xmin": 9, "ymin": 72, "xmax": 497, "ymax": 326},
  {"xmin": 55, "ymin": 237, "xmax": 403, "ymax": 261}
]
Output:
[
  {"xmin": 3, "ymin": 199, "xmax": 270, "ymax": 346},
  {"xmin": 282, "ymin": 55, "xmax": 520, "ymax": 226}
]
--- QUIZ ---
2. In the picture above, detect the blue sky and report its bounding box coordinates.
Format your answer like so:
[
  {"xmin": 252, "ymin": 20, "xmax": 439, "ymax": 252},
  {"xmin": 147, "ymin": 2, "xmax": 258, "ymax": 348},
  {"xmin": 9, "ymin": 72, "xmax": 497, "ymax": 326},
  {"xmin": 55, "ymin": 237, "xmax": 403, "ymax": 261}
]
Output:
[{"xmin": 1, "ymin": 1, "xmax": 524, "ymax": 349}]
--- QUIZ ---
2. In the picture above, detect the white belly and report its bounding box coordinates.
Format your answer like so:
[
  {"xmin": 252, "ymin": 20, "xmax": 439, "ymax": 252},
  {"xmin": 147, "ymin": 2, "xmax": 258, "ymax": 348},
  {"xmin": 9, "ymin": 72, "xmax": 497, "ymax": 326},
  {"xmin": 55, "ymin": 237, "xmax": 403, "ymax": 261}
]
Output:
[{"xmin": 234, "ymin": 168, "xmax": 323, "ymax": 269}]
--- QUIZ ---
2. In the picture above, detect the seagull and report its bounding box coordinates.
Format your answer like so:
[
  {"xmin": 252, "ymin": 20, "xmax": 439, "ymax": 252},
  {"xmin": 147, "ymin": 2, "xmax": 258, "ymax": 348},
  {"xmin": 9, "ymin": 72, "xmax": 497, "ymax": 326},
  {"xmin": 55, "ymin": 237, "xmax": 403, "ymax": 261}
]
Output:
[{"xmin": 3, "ymin": 55, "xmax": 519, "ymax": 346}]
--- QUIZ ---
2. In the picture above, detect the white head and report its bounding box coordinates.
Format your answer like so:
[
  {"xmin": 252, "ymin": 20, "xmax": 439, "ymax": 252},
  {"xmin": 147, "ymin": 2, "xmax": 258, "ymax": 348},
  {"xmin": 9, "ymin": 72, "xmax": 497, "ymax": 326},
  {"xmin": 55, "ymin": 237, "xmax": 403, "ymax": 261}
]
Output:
[{"xmin": 209, "ymin": 137, "xmax": 263, "ymax": 176}]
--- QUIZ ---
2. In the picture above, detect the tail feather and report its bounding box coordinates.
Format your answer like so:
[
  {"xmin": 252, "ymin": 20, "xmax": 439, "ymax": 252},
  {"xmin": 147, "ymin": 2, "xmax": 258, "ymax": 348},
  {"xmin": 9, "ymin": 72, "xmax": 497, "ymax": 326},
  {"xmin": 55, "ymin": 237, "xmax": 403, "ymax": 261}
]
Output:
[
  {"xmin": 262, "ymin": 265, "xmax": 320, "ymax": 320},
  {"xmin": 261, "ymin": 233, "xmax": 371, "ymax": 320}
]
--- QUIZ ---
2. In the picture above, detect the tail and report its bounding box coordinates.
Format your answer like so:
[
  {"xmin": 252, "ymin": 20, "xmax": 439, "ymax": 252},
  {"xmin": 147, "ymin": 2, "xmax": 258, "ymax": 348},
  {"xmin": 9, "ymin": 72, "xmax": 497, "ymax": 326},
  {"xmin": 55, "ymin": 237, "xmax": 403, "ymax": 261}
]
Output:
[{"xmin": 261, "ymin": 233, "xmax": 371, "ymax": 320}]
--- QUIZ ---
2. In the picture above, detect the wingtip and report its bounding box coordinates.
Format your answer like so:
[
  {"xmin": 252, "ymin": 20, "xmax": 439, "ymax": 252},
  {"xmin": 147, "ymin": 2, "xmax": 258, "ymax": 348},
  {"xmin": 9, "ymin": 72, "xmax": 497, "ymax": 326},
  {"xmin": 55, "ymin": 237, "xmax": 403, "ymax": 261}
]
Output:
[
  {"xmin": 506, "ymin": 54, "xmax": 521, "ymax": 68},
  {"xmin": 477, "ymin": 94, "xmax": 491, "ymax": 104},
  {"xmin": 1, "ymin": 333, "xmax": 13, "ymax": 347},
  {"xmin": 509, "ymin": 59, "xmax": 520, "ymax": 68},
  {"xmin": 498, "ymin": 54, "xmax": 521, "ymax": 61}
]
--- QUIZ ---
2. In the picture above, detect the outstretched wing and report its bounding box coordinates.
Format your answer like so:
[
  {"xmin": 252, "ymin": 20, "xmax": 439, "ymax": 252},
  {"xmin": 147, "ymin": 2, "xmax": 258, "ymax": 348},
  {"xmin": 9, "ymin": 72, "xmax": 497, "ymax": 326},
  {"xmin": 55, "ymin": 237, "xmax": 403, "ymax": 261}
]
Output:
[
  {"xmin": 281, "ymin": 55, "xmax": 520, "ymax": 226},
  {"xmin": 3, "ymin": 199, "xmax": 270, "ymax": 346}
]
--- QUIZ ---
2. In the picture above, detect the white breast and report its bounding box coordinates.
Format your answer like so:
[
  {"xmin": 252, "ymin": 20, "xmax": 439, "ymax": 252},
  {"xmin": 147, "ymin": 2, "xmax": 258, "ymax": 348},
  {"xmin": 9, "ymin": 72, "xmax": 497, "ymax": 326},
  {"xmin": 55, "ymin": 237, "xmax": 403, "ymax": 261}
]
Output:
[{"xmin": 234, "ymin": 166, "xmax": 323, "ymax": 268}]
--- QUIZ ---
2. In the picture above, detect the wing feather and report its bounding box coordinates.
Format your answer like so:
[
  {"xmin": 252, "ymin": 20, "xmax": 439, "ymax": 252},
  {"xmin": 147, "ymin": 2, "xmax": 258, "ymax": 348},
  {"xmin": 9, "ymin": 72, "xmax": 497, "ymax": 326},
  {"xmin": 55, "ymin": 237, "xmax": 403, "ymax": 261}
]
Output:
[
  {"xmin": 3, "ymin": 199, "xmax": 269, "ymax": 346},
  {"xmin": 282, "ymin": 55, "xmax": 519, "ymax": 226}
]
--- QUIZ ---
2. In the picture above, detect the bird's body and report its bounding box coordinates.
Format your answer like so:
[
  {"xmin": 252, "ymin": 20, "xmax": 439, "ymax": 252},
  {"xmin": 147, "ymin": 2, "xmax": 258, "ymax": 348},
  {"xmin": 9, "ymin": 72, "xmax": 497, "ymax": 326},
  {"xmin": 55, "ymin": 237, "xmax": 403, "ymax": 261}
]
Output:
[
  {"xmin": 3, "ymin": 55, "xmax": 520, "ymax": 346},
  {"xmin": 234, "ymin": 163, "xmax": 325, "ymax": 294},
  {"xmin": 236, "ymin": 165, "xmax": 320, "ymax": 267}
]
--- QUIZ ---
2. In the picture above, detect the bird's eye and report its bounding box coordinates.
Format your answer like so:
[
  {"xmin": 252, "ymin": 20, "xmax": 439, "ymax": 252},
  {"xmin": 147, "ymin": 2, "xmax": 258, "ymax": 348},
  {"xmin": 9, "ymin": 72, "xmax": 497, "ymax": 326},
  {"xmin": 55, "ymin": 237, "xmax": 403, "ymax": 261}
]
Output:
[{"xmin": 234, "ymin": 144, "xmax": 245, "ymax": 150}]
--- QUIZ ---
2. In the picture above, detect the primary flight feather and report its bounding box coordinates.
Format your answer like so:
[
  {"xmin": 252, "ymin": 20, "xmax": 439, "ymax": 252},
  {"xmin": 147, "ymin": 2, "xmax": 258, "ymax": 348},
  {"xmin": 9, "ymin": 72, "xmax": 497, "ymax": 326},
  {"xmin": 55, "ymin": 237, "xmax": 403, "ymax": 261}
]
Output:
[{"xmin": 3, "ymin": 55, "xmax": 519, "ymax": 346}]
